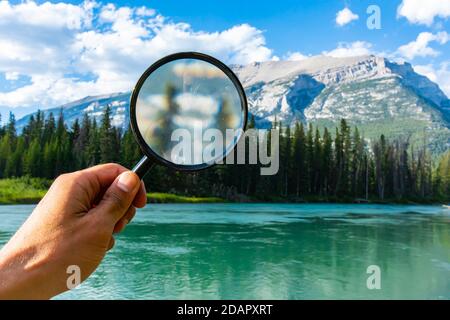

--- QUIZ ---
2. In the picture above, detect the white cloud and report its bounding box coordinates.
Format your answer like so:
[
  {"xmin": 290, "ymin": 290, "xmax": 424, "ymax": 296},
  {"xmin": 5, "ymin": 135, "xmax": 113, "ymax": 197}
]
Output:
[
  {"xmin": 0, "ymin": 1, "xmax": 274, "ymax": 109},
  {"xmin": 284, "ymin": 51, "xmax": 308, "ymax": 61},
  {"xmin": 322, "ymin": 41, "xmax": 373, "ymax": 58},
  {"xmin": 336, "ymin": 8, "xmax": 359, "ymax": 26},
  {"xmin": 0, "ymin": 0, "xmax": 94, "ymax": 29},
  {"xmin": 4, "ymin": 72, "xmax": 19, "ymax": 81},
  {"xmin": 414, "ymin": 63, "xmax": 450, "ymax": 97},
  {"xmin": 414, "ymin": 65, "xmax": 438, "ymax": 82},
  {"xmin": 396, "ymin": 31, "xmax": 449, "ymax": 60},
  {"xmin": 397, "ymin": 0, "xmax": 450, "ymax": 26}
]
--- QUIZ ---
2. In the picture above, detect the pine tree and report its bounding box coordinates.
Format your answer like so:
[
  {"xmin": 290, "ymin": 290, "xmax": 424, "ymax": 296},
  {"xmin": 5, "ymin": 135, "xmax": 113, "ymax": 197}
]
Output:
[
  {"xmin": 292, "ymin": 122, "xmax": 306, "ymax": 196},
  {"xmin": 434, "ymin": 151, "xmax": 450, "ymax": 199},
  {"xmin": 321, "ymin": 127, "xmax": 333, "ymax": 196},
  {"xmin": 256, "ymin": 118, "xmax": 277, "ymax": 196},
  {"xmin": 70, "ymin": 119, "xmax": 81, "ymax": 169},
  {"xmin": 71, "ymin": 119, "xmax": 80, "ymax": 144},
  {"xmin": 313, "ymin": 127, "xmax": 322, "ymax": 194},
  {"xmin": 24, "ymin": 138, "xmax": 41, "ymax": 177},
  {"xmin": 86, "ymin": 119, "xmax": 100, "ymax": 166},
  {"xmin": 5, "ymin": 136, "xmax": 25, "ymax": 177},
  {"xmin": 6, "ymin": 112, "xmax": 16, "ymax": 142},
  {"xmin": 55, "ymin": 109, "xmax": 65, "ymax": 141},
  {"xmin": 340, "ymin": 119, "xmax": 351, "ymax": 195},
  {"xmin": 42, "ymin": 112, "xmax": 56, "ymax": 144},
  {"xmin": 350, "ymin": 127, "xmax": 364, "ymax": 198},
  {"xmin": 373, "ymin": 134, "xmax": 387, "ymax": 200},
  {"xmin": 33, "ymin": 110, "xmax": 44, "ymax": 141},
  {"xmin": 334, "ymin": 126, "xmax": 342, "ymax": 196},
  {"xmin": 53, "ymin": 110, "xmax": 71, "ymax": 175},
  {"xmin": 0, "ymin": 135, "xmax": 11, "ymax": 178},
  {"xmin": 99, "ymin": 106, "xmax": 115, "ymax": 163},
  {"xmin": 245, "ymin": 115, "xmax": 260, "ymax": 195},
  {"xmin": 305, "ymin": 123, "xmax": 314, "ymax": 194},
  {"xmin": 282, "ymin": 124, "xmax": 292, "ymax": 195},
  {"xmin": 0, "ymin": 113, "xmax": 17, "ymax": 178},
  {"xmin": 43, "ymin": 140, "xmax": 57, "ymax": 178},
  {"xmin": 75, "ymin": 113, "xmax": 92, "ymax": 168}
]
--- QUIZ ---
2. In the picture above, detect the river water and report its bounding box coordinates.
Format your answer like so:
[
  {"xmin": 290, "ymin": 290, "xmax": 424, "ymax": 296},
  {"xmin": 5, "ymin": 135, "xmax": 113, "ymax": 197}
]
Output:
[{"xmin": 0, "ymin": 204, "xmax": 448, "ymax": 299}]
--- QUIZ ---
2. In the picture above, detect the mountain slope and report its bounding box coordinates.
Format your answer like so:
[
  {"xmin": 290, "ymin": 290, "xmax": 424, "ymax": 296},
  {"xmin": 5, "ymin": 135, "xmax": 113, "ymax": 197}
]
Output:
[
  {"xmin": 17, "ymin": 92, "xmax": 131, "ymax": 131},
  {"xmin": 16, "ymin": 55, "xmax": 450, "ymax": 154}
]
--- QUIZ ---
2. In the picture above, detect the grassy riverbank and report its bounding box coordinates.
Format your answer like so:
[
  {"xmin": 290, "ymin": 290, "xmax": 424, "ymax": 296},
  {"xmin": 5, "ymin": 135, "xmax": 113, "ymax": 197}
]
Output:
[
  {"xmin": 0, "ymin": 178, "xmax": 225, "ymax": 204},
  {"xmin": 0, "ymin": 177, "xmax": 50, "ymax": 204}
]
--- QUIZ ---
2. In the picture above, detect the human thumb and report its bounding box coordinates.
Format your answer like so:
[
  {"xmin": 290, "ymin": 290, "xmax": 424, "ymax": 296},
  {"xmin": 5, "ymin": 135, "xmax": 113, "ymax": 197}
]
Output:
[{"xmin": 94, "ymin": 171, "xmax": 141, "ymax": 223}]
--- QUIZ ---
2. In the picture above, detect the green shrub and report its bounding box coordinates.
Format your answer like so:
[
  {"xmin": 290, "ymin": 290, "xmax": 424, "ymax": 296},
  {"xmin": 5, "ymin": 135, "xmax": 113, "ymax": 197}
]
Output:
[{"xmin": 0, "ymin": 177, "xmax": 51, "ymax": 204}]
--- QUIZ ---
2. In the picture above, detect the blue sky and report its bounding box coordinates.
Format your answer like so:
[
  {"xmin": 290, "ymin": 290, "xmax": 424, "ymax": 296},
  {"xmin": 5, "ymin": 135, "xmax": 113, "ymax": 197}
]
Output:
[
  {"xmin": 51, "ymin": 0, "xmax": 447, "ymax": 56},
  {"xmin": 108, "ymin": 0, "xmax": 438, "ymax": 58},
  {"xmin": 0, "ymin": 0, "xmax": 449, "ymax": 119}
]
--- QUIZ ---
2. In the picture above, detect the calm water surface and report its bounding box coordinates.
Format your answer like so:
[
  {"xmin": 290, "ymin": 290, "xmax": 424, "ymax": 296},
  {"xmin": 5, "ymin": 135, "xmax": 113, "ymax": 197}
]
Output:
[{"xmin": 0, "ymin": 204, "xmax": 449, "ymax": 299}]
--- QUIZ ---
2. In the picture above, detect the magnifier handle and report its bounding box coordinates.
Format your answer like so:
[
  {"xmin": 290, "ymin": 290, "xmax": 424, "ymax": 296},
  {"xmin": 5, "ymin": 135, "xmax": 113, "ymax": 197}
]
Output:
[{"xmin": 132, "ymin": 155, "xmax": 155, "ymax": 179}]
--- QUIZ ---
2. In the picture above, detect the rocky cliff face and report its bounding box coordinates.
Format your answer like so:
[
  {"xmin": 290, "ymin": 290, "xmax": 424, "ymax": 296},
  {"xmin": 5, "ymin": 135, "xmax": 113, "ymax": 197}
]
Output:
[{"xmin": 234, "ymin": 55, "xmax": 448, "ymax": 124}]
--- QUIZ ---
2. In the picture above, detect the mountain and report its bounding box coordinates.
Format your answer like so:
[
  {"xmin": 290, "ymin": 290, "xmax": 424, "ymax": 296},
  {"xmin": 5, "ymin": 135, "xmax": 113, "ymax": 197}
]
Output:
[
  {"xmin": 16, "ymin": 92, "xmax": 131, "ymax": 132},
  {"xmin": 234, "ymin": 55, "xmax": 450, "ymax": 154},
  {"xmin": 15, "ymin": 55, "xmax": 450, "ymax": 154}
]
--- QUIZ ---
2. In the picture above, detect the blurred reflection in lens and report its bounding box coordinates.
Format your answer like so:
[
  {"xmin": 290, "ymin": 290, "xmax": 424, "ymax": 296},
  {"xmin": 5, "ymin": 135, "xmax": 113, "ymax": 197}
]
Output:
[{"xmin": 135, "ymin": 58, "xmax": 244, "ymax": 165}]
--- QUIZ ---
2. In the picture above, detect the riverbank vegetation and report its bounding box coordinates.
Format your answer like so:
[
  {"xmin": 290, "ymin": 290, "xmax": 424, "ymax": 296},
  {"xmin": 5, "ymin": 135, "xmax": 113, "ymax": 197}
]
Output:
[
  {"xmin": 0, "ymin": 108, "xmax": 448, "ymax": 204},
  {"xmin": 0, "ymin": 177, "xmax": 49, "ymax": 204},
  {"xmin": 0, "ymin": 177, "xmax": 224, "ymax": 204}
]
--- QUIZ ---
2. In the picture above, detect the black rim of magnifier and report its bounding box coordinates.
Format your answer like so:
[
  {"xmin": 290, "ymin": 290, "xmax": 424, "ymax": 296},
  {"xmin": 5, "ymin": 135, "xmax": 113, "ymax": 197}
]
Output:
[{"xmin": 129, "ymin": 52, "xmax": 248, "ymax": 172}]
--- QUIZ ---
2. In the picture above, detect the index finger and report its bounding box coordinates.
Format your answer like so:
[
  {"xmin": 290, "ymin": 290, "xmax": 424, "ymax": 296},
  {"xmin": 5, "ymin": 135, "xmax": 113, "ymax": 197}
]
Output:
[
  {"xmin": 82, "ymin": 163, "xmax": 129, "ymax": 189},
  {"xmin": 82, "ymin": 163, "xmax": 146, "ymax": 207}
]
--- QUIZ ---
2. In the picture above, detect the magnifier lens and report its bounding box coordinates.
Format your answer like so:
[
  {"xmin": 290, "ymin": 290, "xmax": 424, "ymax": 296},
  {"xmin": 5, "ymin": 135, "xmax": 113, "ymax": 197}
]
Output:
[{"xmin": 135, "ymin": 58, "xmax": 244, "ymax": 167}]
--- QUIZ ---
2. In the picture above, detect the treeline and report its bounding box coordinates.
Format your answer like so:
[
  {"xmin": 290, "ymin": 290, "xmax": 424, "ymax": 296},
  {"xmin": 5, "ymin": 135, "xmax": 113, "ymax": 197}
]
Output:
[{"xmin": 0, "ymin": 109, "xmax": 448, "ymax": 202}]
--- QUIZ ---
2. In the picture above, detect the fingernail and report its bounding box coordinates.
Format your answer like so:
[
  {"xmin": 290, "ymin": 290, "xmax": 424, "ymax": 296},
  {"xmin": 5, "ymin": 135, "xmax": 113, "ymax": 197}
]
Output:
[{"xmin": 117, "ymin": 172, "xmax": 138, "ymax": 192}]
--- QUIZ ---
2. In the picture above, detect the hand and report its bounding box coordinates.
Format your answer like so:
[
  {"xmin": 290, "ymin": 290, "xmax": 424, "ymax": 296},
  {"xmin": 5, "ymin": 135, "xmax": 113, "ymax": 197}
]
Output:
[{"xmin": 0, "ymin": 163, "xmax": 146, "ymax": 299}]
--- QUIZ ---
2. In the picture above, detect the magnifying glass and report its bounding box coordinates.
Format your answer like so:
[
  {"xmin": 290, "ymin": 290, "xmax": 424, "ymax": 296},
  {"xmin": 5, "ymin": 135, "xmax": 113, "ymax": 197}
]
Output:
[{"xmin": 129, "ymin": 52, "xmax": 248, "ymax": 179}]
